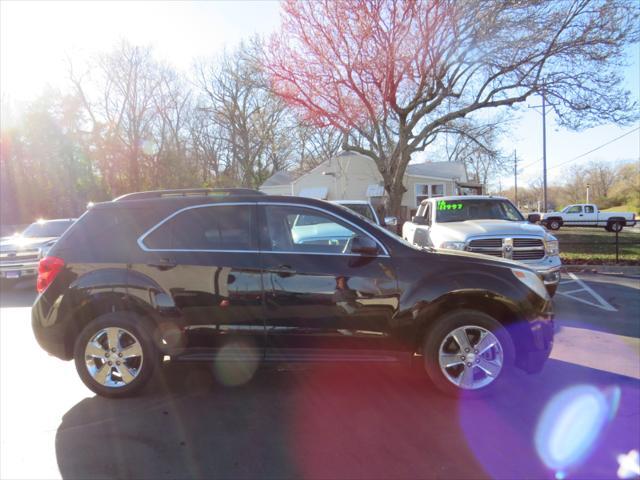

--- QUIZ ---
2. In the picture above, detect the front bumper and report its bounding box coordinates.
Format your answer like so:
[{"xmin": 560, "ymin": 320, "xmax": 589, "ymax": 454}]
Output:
[
  {"xmin": 522, "ymin": 255, "xmax": 562, "ymax": 286},
  {"xmin": 517, "ymin": 302, "xmax": 555, "ymax": 374},
  {"xmin": 0, "ymin": 261, "xmax": 39, "ymax": 279}
]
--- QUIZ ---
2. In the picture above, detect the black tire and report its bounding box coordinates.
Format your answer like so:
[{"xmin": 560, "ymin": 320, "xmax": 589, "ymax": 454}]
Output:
[
  {"xmin": 547, "ymin": 219, "xmax": 561, "ymax": 231},
  {"xmin": 609, "ymin": 221, "xmax": 623, "ymax": 233},
  {"xmin": 422, "ymin": 310, "xmax": 515, "ymax": 397},
  {"xmin": 74, "ymin": 312, "xmax": 158, "ymax": 398},
  {"xmin": 546, "ymin": 284, "xmax": 558, "ymax": 297},
  {"xmin": 604, "ymin": 225, "xmax": 612, "ymax": 232}
]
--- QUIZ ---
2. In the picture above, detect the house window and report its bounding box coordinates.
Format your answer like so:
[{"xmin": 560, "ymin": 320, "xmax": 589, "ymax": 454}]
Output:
[
  {"xmin": 431, "ymin": 184, "xmax": 445, "ymax": 197},
  {"xmin": 415, "ymin": 183, "xmax": 446, "ymax": 206}
]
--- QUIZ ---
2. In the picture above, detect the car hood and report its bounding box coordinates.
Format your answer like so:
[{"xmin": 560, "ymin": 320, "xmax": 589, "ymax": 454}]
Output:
[
  {"xmin": 434, "ymin": 220, "xmax": 546, "ymax": 241},
  {"xmin": 0, "ymin": 236, "xmax": 58, "ymax": 252},
  {"xmin": 431, "ymin": 247, "xmax": 525, "ymax": 269},
  {"xmin": 540, "ymin": 211, "xmax": 561, "ymax": 218}
]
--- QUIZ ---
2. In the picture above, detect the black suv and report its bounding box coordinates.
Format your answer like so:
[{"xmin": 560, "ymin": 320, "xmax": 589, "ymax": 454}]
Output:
[{"xmin": 32, "ymin": 189, "xmax": 554, "ymax": 397}]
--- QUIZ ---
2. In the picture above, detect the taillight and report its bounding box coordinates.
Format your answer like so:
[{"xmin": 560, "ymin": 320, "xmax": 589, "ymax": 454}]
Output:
[{"xmin": 37, "ymin": 256, "xmax": 65, "ymax": 293}]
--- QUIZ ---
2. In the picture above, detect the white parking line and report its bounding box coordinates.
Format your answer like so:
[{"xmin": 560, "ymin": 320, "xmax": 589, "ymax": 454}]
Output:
[{"xmin": 557, "ymin": 272, "xmax": 618, "ymax": 312}]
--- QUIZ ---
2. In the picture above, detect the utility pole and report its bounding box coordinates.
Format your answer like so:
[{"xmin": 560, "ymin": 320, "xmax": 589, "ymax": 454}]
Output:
[
  {"xmin": 514, "ymin": 150, "xmax": 518, "ymax": 207},
  {"xmin": 542, "ymin": 93, "xmax": 548, "ymax": 212},
  {"xmin": 528, "ymin": 89, "xmax": 549, "ymax": 212}
]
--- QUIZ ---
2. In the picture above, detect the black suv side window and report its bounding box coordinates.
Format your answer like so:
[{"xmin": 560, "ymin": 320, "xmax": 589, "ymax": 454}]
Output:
[
  {"xmin": 263, "ymin": 205, "xmax": 361, "ymax": 254},
  {"xmin": 142, "ymin": 204, "xmax": 255, "ymax": 251}
]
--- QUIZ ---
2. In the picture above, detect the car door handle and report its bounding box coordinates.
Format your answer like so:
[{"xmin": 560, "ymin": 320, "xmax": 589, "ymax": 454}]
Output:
[
  {"xmin": 148, "ymin": 258, "xmax": 177, "ymax": 270},
  {"xmin": 271, "ymin": 264, "xmax": 296, "ymax": 277}
]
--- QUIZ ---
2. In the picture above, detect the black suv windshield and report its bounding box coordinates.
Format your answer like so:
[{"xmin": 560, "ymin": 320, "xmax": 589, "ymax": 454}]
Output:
[
  {"xmin": 22, "ymin": 220, "xmax": 74, "ymax": 238},
  {"xmin": 435, "ymin": 199, "xmax": 524, "ymax": 223}
]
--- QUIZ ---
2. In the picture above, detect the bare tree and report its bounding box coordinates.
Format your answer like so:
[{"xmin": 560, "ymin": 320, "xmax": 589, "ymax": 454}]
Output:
[
  {"xmin": 196, "ymin": 41, "xmax": 293, "ymax": 187},
  {"xmin": 266, "ymin": 0, "xmax": 640, "ymax": 216}
]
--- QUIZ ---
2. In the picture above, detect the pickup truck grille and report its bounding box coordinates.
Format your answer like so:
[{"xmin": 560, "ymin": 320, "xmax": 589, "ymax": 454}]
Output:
[
  {"xmin": 0, "ymin": 250, "xmax": 40, "ymax": 265},
  {"xmin": 467, "ymin": 238, "xmax": 545, "ymax": 261}
]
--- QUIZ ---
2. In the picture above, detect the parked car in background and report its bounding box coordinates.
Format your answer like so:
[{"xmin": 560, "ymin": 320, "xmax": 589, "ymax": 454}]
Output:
[
  {"xmin": 32, "ymin": 189, "xmax": 553, "ymax": 398},
  {"xmin": 540, "ymin": 204, "xmax": 636, "ymax": 232},
  {"xmin": 1, "ymin": 218, "xmax": 76, "ymax": 282},
  {"xmin": 403, "ymin": 196, "xmax": 561, "ymax": 296},
  {"xmin": 331, "ymin": 200, "xmax": 399, "ymax": 232}
]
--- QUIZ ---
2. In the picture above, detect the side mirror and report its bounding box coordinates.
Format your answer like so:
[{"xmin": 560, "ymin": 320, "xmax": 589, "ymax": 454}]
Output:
[
  {"xmin": 411, "ymin": 215, "xmax": 426, "ymax": 225},
  {"xmin": 350, "ymin": 235, "xmax": 379, "ymax": 256},
  {"xmin": 384, "ymin": 216, "xmax": 398, "ymax": 227},
  {"xmin": 527, "ymin": 213, "xmax": 541, "ymax": 224}
]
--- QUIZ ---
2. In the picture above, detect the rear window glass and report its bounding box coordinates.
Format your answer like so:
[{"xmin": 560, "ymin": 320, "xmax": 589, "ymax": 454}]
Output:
[{"xmin": 144, "ymin": 205, "xmax": 254, "ymax": 250}]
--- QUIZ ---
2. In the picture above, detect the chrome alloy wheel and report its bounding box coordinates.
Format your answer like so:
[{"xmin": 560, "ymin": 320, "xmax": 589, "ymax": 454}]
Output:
[
  {"xmin": 438, "ymin": 325, "xmax": 504, "ymax": 390},
  {"xmin": 84, "ymin": 327, "xmax": 144, "ymax": 388}
]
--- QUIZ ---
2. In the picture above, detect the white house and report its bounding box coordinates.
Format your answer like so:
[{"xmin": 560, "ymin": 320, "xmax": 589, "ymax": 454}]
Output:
[{"xmin": 260, "ymin": 151, "xmax": 479, "ymax": 218}]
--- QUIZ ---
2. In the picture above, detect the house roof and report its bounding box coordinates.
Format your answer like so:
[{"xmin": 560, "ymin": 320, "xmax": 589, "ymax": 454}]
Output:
[
  {"xmin": 406, "ymin": 161, "xmax": 466, "ymax": 181},
  {"xmin": 261, "ymin": 170, "xmax": 297, "ymax": 187}
]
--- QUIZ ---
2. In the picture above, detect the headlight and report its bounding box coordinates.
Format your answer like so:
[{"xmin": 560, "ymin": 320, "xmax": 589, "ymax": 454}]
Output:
[
  {"xmin": 440, "ymin": 241, "xmax": 466, "ymax": 251},
  {"xmin": 545, "ymin": 239, "xmax": 559, "ymax": 256},
  {"xmin": 512, "ymin": 268, "xmax": 549, "ymax": 299}
]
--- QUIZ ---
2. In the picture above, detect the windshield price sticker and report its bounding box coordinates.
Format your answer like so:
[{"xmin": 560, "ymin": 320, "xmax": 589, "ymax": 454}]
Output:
[{"xmin": 437, "ymin": 201, "xmax": 463, "ymax": 211}]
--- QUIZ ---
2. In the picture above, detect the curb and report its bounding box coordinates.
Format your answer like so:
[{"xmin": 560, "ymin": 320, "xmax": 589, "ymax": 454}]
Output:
[{"xmin": 563, "ymin": 265, "xmax": 640, "ymax": 275}]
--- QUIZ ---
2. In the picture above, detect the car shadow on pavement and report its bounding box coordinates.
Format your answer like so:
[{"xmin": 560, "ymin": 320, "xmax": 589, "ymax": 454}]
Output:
[
  {"xmin": 55, "ymin": 359, "xmax": 639, "ymax": 480},
  {"xmin": 0, "ymin": 280, "xmax": 37, "ymax": 308}
]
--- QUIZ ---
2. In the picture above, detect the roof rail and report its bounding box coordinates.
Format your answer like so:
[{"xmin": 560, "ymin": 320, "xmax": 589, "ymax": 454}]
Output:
[{"xmin": 113, "ymin": 188, "xmax": 265, "ymax": 202}]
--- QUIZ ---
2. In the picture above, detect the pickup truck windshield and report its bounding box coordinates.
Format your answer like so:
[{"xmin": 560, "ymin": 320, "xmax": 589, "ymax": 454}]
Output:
[
  {"xmin": 21, "ymin": 220, "xmax": 74, "ymax": 238},
  {"xmin": 435, "ymin": 199, "xmax": 524, "ymax": 223},
  {"xmin": 338, "ymin": 203, "xmax": 376, "ymax": 223}
]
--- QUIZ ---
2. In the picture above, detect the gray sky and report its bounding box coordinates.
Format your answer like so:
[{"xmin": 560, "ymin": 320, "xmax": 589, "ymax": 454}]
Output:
[{"xmin": 2, "ymin": 0, "xmax": 638, "ymax": 188}]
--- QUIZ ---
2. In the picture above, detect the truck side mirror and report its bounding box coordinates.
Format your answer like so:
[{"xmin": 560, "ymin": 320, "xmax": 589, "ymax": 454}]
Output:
[
  {"xmin": 384, "ymin": 216, "xmax": 398, "ymax": 227},
  {"xmin": 527, "ymin": 213, "xmax": 541, "ymax": 224}
]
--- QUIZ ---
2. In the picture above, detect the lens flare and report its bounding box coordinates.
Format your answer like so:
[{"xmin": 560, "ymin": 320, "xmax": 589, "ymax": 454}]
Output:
[
  {"xmin": 141, "ymin": 139, "xmax": 159, "ymax": 156},
  {"xmin": 212, "ymin": 340, "xmax": 259, "ymax": 387},
  {"xmin": 617, "ymin": 449, "xmax": 640, "ymax": 479},
  {"xmin": 535, "ymin": 385, "xmax": 619, "ymax": 473}
]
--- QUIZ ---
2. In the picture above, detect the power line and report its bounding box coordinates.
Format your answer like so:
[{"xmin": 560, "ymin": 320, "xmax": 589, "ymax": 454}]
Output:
[{"xmin": 548, "ymin": 126, "xmax": 640, "ymax": 171}]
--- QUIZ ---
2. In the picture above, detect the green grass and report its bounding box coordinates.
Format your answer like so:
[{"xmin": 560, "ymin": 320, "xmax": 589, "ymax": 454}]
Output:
[
  {"xmin": 602, "ymin": 204, "xmax": 639, "ymax": 215},
  {"xmin": 554, "ymin": 227, "xmax": 640, "ymax": 264}
]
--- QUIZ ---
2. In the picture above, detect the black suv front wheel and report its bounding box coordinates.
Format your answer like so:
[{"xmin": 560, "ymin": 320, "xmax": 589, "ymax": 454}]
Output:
[
  {"xmin": 73, "ymin": 313, "xmax": 157, "ymax": 398},
  {"xmin": 423, "ymin": 310, "xmax": 515, "ymax": 396}
]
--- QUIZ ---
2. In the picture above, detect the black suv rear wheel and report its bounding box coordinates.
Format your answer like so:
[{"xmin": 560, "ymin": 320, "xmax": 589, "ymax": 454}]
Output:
[
  {"xmin": 423, "ymin": 310, "xmax": 515, "ymax": 396},
  {"xmin": 73, "ymin": 312, "xmax": 157, "ymax": 398}
]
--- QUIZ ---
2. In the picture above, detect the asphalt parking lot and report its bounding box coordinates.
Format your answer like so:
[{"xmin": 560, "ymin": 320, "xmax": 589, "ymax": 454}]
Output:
[{"xmin": 1, "ymin": 273, "xmax": 638, "ymax": 480}]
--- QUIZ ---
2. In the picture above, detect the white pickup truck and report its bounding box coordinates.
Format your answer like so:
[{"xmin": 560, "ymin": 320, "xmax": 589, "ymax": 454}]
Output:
[
  {"xmin": 540, "ymin": 204, "xmax": 636, "ymax": 232},
  {"xmin": 403, "ymin": 195, "xmax": 561, "ymax": 296}
]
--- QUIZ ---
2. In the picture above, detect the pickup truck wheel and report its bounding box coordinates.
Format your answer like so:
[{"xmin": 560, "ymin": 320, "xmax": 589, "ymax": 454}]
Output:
[
  {"xmin": 547, "ymin": 219, "xmax": 561, "ymax": 230},
  {"xmin": 609, "ymin": 221, "xmax": 624, "ymax": 233},
  {"xmin": 546, "ymin": 284, "xmax": 558, "ymax": 297},
  {"xmin": 74, "ymin": 313, "xmax": 157, "ymax": 398},
  {"xmin": 423, "ymin": 310, "xmax": 515, "ymax": 396}
]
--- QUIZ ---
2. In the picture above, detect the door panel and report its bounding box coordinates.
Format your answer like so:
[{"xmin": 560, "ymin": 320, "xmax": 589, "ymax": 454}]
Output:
[
  {"xmin": 130, "ymin": 203, "xmax": 265, "ymax": 357},
  {"xmin": 259, "ymin": 204, "xmax": 402, "ymax": 361},
  {"xmin": 564, "ymin": 205, "xmax": 583, "ymax": 225}
]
